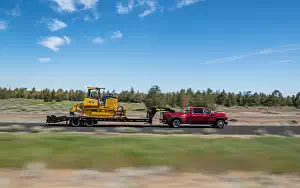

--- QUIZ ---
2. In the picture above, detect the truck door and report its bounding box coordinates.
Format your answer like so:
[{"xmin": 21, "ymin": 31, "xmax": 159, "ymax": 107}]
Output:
[
  {"xmin": 203, "ymin": 109, "xmax": 214, "ymax": 124},
  {"xmin": 191, "ymin": 108, "xmax": 205, "ymax": 124}
]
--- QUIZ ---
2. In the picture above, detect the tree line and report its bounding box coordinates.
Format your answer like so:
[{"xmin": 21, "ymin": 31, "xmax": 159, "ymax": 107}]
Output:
[{"xmin": 0, "ymin": 86, "xmax": 300, "ymax": 109}]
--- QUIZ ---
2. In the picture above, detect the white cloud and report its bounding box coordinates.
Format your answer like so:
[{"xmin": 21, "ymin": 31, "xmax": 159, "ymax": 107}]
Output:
[
  {"xmin": 5, "ymin": 5, "xmax": 22, "ymax": 17},
  {"xmin": 110, "ymin": 30, "xmax": 123, "ymax": 40},
  {"xmin": 39, "ymin": 36, "xmax": 71, "ymax": 52},
  {"xmin": 201, "ymin": 44, "xmax": 300, "ymax": 65},
  {"xmin": 77, "ymin": 0, "xmax": 98, "ymax": 10},
  {"xmin": 49, "ymin": 0, "xmax": 98, "ymax": 13},
  {"xmin": 92, "ymin": 37, "xmax": 104, "ymax": 44},
  {"xmin": 177, "ymin": 0, "xmax": 201, "ymax": 8},
  {"xmin": 139, "ymin": 9, "xmax": 154, "ymax": 17},
  {"xmin": 91, "ymin": 9, "xmax": 100, "ymax": 20},
  {"xmin": 117, "ymin": 2, "xmax": 130, "ymax": 14},
  {"xmin": 63, "ymin": 36, "xmax": 71, "ymax": 45},
  {"xmin": 169, "ymin": 0, "xmax": 202, "ymax": 11},
  {"xmin": 83, "ymin": 10, "xmax": 100, "ymax": 22},
  {"xmin": 117, "ymin": 0, "xmax": 160, "ymax": 17},
  {"xmin": 128, "ymin": 0, "xmax": 135, "ymax": 10},
  {"xmin": 0, "ymin": 21, "xmax": 8, "ymax": 31},
  {"xmin": 117, "ymin": 0, "xmax": 135, "ymax": 15},
  {"xmin": 47, "ymin": 19, "xmax": 67, "ymax": 32},
  {"xmin": 271, "ymin": 60, "xmax": 292, "ymax": 65},
  {"xmin": 50, "ymin": 0, "xmax": 77, "ymax": 12},
  {"xmin": 84, "ymin": 15, "xmax": 91, "ymax": 21},
  {"xmin": 139, "ymin": 0, "xmax": 156, "ymax": 17},
  {"xmin": 38, "ymin": 58, "xmax": 52, "ymax": 63}
]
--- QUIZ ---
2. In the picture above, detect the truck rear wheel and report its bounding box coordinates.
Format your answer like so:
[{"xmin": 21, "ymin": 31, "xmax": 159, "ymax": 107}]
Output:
[{"xmin": 170, "ymin": 119, "xmax": 181, "ymax": 128}]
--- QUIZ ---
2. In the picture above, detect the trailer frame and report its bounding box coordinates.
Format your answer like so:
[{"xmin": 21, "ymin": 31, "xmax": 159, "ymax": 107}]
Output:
[{"xmin": 46, "ymin": 107, "xmax": 175, "ymax": 127}]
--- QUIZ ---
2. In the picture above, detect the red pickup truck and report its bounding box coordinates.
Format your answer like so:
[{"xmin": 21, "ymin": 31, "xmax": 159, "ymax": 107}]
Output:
[{"xmin": 160, "ymin": 107, "xmax": 228, "ymax": 128}]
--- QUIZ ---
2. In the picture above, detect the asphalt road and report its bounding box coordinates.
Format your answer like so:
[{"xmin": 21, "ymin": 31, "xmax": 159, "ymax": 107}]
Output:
[{"xmin": 0, "ymin": 122, "xmax": 299, "ymax": 136}]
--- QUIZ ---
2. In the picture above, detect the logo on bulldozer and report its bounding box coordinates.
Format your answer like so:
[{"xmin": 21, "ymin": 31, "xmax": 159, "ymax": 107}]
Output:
[{"xmin": 88, "ymin": 100, "xmax": 95, "ymax": 104}]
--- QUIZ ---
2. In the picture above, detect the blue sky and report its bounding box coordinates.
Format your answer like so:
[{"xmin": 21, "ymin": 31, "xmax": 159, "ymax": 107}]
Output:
[{"xmin": 0, "ymin": 0, "xmax": 299, "ymax": 95}]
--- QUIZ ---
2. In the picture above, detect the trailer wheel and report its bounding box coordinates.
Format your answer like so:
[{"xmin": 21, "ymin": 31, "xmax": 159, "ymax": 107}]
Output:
[
  {"xmin": 86, "ymin": 119, "xmax": 94, "ymax": 127},
  {"xmin": 71, "ymin": 118, "xmax": 80, "ymax": 127}
]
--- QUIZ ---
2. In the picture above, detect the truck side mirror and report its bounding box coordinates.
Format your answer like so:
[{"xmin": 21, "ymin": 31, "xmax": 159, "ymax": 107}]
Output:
[{"xmin": 211, "ymin": 112, "xmax": 214, "ymax": 116}]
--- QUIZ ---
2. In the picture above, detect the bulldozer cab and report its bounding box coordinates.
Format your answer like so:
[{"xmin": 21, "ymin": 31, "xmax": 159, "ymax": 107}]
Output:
[
  {"xmin": 84, "ymin": 87, "xmax": 105, "ymax": 107},
  {"xmin": 84, "ymin": 87, "xmax": 118, "ymax": 110}
]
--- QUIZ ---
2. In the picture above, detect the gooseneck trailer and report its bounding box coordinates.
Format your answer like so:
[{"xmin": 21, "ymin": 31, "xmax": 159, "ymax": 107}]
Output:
[{"xmin": 46, "ymin": 107, "xmax": 175, "ymax": 127}]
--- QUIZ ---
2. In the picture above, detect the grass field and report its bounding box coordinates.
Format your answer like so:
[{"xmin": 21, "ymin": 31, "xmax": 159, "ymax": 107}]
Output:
[
  {"xmin": 0, "ymin": 99, "xmax": 79, "ymax": 112},
  {"xmin": 0, "ymin": 134, "xmax": 300, "ymax": 173},
  {"xmin": 0, "ymin": 99, "xmax": 147, "ymax": 112}
]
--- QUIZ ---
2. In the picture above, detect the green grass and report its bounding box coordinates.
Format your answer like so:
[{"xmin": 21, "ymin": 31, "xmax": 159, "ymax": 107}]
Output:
[
  {"xmin": 0, "ymin": 134, "xmax": 300, "ymax": 173},
  {"xmin": 0, "ymin": 99, "xmax": 79, "ymax": 112},
  {"xmin": 114, "ymin": 127, "xmax": 141, "ymax": 133},
  {"xmin": 0, "ymin": 125, "xmax": 27, "ymax": 132},
  {"xmin": 152, "ymin": 129, "xmax": 185, "ymax": 134}
]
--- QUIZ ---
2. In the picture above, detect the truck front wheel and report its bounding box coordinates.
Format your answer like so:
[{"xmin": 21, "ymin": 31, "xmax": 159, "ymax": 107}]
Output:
[
  {"xmin": 215, "ymin": 120, "xmax": 225, "ymax": 129},
  {"xmin": 170, "ymin": 119, "xmax": 181, "ymax": 128}
]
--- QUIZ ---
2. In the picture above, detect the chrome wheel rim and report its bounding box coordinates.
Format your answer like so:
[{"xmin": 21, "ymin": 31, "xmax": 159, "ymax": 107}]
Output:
[
  {"xmin": 217, "ymin": 121, "xmax": 224, "ymax": 128},
  {"xmin": 173, "ymin": 120, "xmax": 180, "ymax": 128}
]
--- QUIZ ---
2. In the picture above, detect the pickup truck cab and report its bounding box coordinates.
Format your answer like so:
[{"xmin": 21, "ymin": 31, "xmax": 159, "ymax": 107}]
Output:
[{"xmin": 160, "ymin": 107, "xmax": 228, "ymax": 128}]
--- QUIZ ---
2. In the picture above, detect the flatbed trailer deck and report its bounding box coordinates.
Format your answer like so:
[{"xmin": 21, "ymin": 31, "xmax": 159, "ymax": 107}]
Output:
[
  {"xmin": 46, "ymin": 115, "xmax": 150, "ymax": 124},
  {"xmin": 46, "ymin": 107, "xmax": 175, "ymax": 126}
]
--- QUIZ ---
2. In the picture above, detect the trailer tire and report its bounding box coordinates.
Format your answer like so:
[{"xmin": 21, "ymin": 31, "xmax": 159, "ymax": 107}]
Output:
[
  {"xmin": 86, "ymin": 119, "xmax": 94, "ymax": 127},
  {"xmin": 71, "ymin": 118, "xmax": 80, "ymax": 127}
]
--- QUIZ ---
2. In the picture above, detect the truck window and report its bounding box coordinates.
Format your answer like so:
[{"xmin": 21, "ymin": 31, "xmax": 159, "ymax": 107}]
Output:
[
  {"xmin": 193, "ymin": 108, "xmax": 203, "ymax": 114},
  {"xmin": 203, "ymin": 109, "xmax": 211, "ymax": 114}
]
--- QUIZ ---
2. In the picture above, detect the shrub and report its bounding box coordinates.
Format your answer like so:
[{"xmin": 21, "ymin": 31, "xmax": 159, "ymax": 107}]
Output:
[
  {"xmin": 289, "ymin": 120, "xmax": 298, "ymax": 124},
  {"xmin": 30, "ymin": 126, "xmax": 45, "ymax": 133},
  {"xmin": 201, "ymin": 128, "xmax": 218, "ymax": 135},
  {"xmin": 254, "ymin": 128, "xmax": 268, "ymax": 136}
]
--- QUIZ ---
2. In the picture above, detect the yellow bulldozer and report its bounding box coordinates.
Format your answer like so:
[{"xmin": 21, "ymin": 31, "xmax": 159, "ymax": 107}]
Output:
[{"xmin": 70, "ymin": 87, "xmax": 126, "ymax": 118}]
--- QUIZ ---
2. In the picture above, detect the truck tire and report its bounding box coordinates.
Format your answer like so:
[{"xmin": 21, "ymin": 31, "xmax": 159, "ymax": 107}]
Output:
[
  {"xmin": 170, "ymin": 119, "xmax": 181, "ymax": 128},
  {"xmin": 215, "ymin": 119, "xmax": 225, "ymax": 129}
]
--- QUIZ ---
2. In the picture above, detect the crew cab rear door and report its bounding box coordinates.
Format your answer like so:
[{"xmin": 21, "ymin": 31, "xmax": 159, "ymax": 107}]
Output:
[{"xmin": 190, "ymin": 108, "xmax": 205, "ymax": 124}]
